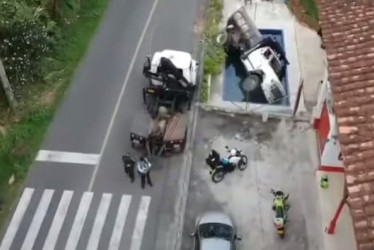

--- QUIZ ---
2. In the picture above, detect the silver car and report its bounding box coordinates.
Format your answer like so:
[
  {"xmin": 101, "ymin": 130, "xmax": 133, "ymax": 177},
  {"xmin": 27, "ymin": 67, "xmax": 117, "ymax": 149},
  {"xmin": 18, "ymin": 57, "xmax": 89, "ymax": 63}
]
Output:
[{"xmin": 190, "ymin": 211, "xmax": 241, "ymax": 250}]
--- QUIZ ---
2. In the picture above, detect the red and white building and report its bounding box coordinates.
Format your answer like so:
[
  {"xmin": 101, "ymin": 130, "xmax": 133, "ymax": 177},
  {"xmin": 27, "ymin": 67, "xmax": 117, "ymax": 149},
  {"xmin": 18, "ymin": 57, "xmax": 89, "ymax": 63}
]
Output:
[
  {"xmin": 312, "ymin": 1, "xmax": 374, "ymax": 249},
  {"xmin": 312, "ymin": 69, "xmax": 344, "ymax": 173}
]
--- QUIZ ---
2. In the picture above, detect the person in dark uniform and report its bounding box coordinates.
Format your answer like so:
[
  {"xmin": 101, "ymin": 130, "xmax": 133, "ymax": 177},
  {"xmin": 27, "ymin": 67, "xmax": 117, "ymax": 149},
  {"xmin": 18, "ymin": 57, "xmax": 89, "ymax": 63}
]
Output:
[
  {"xmin": 122, "ymin": 153, "xmax": 136, "ymax": 182},
  {"xmin": 137, "ymin": 156, "xmax": 153, "ymax": 189}
]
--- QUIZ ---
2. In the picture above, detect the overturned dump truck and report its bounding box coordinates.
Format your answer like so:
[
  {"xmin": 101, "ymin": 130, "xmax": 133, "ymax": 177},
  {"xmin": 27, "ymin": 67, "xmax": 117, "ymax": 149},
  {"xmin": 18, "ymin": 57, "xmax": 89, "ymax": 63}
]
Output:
[
  {"xmin": 130, "ymin": 107, "xmax": 188, "ymax": 157},
  {"xmin": 216, "ymin": 7, "xmax": 289, "ymax": 104}
]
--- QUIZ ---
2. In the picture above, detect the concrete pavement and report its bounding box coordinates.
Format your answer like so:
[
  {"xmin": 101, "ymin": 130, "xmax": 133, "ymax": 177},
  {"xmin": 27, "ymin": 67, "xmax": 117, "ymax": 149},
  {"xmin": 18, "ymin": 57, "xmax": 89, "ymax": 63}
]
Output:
[
  {"xmin": 315, "ymin": 171, "xmax": 356, "ymax": 250},
  {"xmin": 181, "ymin": 109, "xmax": 325, "ymax": 250},
  {"xmin": 0, "ymin": 0, "xmax": 203, "ymax": 249}
]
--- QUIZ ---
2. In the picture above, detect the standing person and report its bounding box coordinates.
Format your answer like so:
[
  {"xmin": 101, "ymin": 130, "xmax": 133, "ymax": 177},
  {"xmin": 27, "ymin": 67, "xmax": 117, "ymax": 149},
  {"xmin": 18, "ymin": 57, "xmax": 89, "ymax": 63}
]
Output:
[
  {"xmin": 137, "ymin": 156, "xmax": 153, "ymax": 189},
  {"xmin": 122, "ymin": 153, "xmax": 136, "ymax": 182}
]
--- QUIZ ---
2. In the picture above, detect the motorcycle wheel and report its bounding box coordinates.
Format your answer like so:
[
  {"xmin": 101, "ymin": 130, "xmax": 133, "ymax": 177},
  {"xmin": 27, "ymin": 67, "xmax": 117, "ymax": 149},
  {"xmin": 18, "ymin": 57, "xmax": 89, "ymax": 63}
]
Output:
[
  {"xmin": 212, "ymin": 170, "xmax": 225, "ymax": 183},
  {"xmin": 238, "ymin": 155, "xmax": 248, "ymax": 171}
]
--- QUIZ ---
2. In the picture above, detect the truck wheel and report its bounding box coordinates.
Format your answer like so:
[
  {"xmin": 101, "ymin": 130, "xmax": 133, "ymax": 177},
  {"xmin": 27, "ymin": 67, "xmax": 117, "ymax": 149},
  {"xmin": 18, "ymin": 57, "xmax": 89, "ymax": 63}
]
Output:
[
  {"xmin": 143, "ymin": 59, "xmax": 151, "ymax": 77},
  {"xmin": 215, "ymin": 30, "xmax": 228, "ymax": 46},
  {"xmin": 243, "ymin": 73, "xmax": 262, "ymax": 92},
  {"xmin": 180, "ymin": 129, "xmax": 188, "ymax": 153}
]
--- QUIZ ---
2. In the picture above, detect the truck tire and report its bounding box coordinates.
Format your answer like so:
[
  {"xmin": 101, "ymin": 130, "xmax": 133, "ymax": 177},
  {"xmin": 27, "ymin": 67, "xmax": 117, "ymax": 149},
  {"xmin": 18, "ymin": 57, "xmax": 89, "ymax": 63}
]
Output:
[
  {"xmin": 243, "ymin": 73, "xmax": 262, "ymax": 92},
  {"xmin": 215, "ymin": 30, "xmax": 228, "ymax": 46},
  {"xmin": 180, "ymin": 129, "xmax": 188, "ymax": 153},
  {"xmin": 143, "ymin": 59, "xmax": 151, "ymax": 78}
]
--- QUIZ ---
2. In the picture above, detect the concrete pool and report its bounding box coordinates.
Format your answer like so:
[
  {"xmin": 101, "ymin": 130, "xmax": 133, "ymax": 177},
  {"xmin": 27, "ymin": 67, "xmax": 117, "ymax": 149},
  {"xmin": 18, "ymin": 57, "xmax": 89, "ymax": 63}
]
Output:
[{"xmin": 223, "ymin": 29, "xmax": 290, "ymax": 106}]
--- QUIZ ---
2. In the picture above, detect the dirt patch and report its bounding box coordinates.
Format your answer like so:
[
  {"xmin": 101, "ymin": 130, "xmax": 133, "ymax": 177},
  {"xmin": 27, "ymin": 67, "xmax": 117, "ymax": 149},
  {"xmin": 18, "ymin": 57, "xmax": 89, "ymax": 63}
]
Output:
[
  {"xmin": 0, "ymin": 125, "xmax": 5, "ymax": 137},
  {"xmin": 12, "ymin": 145, "xmax": 31, "ymax": 157},
  {"xmin": 41, "ymin": 83, "xmax": 62, "ymax": 106}
]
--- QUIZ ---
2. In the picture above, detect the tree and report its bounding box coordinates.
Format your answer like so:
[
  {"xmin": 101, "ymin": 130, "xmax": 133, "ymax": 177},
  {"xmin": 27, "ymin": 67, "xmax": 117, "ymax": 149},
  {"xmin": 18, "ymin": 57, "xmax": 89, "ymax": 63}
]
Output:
[
  {"xmin": 0, "ymin": 0, "xmax": 53, "ymax": 99},
  {"xmin": 0, "ymin": 57, "xmax": 17, "ymax": 110}
]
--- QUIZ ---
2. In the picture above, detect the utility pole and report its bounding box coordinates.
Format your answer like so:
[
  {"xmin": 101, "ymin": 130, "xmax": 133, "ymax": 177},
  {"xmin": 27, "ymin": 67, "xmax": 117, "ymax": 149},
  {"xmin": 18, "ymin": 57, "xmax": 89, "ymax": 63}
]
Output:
[{"xmin": 0, "ymin": 57, "xmax": 17, "ymax": 110}]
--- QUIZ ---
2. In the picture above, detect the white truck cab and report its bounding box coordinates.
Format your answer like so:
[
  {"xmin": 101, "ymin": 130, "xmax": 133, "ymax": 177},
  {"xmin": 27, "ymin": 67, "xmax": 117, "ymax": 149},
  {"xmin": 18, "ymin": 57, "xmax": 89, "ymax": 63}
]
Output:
[
  {"xmin": 145, "ymin": 49, "xmax": 198, "ymax": 88},
  {"xmin": 240, "ymin": 46, "xmax": 286, "ymax": 104}
]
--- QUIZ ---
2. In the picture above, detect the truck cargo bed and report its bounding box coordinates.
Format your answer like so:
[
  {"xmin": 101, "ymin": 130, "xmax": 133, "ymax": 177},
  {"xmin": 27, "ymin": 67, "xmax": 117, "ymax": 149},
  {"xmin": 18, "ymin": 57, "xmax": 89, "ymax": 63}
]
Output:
[{"xmin": 163, "ymin": 113, "xmax": 188, "ymax": 142}]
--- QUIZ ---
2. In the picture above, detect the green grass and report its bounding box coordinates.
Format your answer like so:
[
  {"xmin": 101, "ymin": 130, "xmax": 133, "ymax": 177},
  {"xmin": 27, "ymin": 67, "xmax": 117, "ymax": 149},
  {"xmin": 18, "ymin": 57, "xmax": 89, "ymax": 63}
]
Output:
[
  {"xmin": 0, "ymin": 0, "xmax": 109, "ymax": 233},
  {"xmin": 300, "ymin": 0, "xmax": 319, "ymax": 22},
  {"xmin": 201, "ymin": 0, "xmax": 225, "ymax": 103},
  {"xmin": 200, "ymin": 76, "xmax": 209, "ymax": 103}
]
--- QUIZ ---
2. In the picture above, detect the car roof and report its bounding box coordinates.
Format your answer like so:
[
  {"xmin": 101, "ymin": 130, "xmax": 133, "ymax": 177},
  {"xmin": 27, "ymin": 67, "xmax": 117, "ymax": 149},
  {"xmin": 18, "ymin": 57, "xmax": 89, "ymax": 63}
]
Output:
[{"xmin": 198, "ymin": 211, "xmax": 233, "ymax": 227}]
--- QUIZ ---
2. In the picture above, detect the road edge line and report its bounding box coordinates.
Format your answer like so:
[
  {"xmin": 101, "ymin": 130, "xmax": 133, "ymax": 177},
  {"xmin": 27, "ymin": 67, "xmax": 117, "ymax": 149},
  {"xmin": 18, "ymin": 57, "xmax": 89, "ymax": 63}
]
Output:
[{"xmin": 87, "ymin": 0, "xmax": 160, "ymax": 191}]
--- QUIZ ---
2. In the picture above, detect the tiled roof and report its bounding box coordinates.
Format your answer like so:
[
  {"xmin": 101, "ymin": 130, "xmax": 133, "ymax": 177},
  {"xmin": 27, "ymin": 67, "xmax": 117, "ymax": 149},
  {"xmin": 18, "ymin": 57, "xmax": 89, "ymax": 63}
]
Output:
[{"xmin": 317, "ymin": 0, "xmax": 374, "ymax": 249}]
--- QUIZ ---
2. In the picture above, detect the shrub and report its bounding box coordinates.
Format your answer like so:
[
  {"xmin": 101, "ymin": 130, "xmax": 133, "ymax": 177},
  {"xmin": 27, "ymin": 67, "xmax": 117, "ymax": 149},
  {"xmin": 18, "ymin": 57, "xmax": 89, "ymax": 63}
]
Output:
[
  {"xmin": 0, "ymin": 0, "xmax": 53, "ymax": 98},
  {"xmin": 203, "ymin": 0, "xmax": 225, "ymax": 76},
  {"xmin": 0, "ymin": 20, "xmax": 51, "ymax": 97}
]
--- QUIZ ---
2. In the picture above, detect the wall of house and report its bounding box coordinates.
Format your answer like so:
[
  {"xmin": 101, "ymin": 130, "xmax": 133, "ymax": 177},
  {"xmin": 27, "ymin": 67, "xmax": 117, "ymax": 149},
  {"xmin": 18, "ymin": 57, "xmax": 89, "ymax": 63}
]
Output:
[{"xmin": 312, "ymin": 72, "xmax": 344, "ymax": 171}]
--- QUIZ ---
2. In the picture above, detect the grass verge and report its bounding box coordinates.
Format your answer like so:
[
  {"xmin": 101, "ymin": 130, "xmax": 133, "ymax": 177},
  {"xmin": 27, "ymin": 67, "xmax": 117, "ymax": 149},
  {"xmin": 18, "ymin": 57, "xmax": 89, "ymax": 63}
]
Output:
[
  {"xmin": 201, "ymin": 0, "xmax": 225, "ymax": 103},
  {"xmin": 0, "ymin": 0, "xmax": 109, "ymax": 233},
  {"xmin": 300, "ymin": 0, "xmax": 319, "ymax": 22}
]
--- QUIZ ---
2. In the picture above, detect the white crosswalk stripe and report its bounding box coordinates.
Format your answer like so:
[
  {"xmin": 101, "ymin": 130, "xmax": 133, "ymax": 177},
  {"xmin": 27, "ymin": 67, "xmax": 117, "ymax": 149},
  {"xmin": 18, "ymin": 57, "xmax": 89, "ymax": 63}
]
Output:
[
  {"xmin": 130, "ymin": 196, "xmax": 151, "ymax": 250},
  {"xmin": 64, "ymin": 192, "xmax": 94, "ymax": 250},
  {"xmin": 86, "ymin": 193, "xmax": 112, "ymax": 250},
  {"xmin": 0, "ymin": 188, "xmax": 34, "ymax": 250},
  {"xmin": 0, "ymin": 188, "xmax": 151, "ymax": 250},
  {"xmin": 43, "ymin": 190, "xmax": 73, "ymax": 250},
  {"xmin": 108, "ymin": 195, "xmax": 132, "ymax": 250},
  {"xmin": 21, "ymin": 189, "xmax": 54, "ymax": 250}
]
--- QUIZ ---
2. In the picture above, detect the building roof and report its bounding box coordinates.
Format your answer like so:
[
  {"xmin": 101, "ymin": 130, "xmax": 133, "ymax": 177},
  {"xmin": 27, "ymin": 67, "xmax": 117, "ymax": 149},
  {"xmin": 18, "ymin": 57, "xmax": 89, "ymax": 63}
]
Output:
[{"xmin": 317, "ymin": 0, "xmax": 374, "ymax": 249}]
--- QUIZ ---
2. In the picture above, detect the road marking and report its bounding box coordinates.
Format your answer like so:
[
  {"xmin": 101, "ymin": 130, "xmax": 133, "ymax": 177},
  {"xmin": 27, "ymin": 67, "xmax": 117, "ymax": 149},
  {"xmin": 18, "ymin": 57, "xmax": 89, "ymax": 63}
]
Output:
[
  {"xmin": 65, "ymin": 192, "xmax": 94, "ymax": 250},
  {"xmin": 43, "ymin": 190, "xmax": 73, "ymax": 250},
  {"xmin": 21, "ymin": 189, "xmax": 54, "ymax": 250},
  {"xmin": 86, "ymin": 193, "xmax": 112, "ymax": 250},
  {"xmin": 87, "ymin": 0, "xmax": 160, "ymax": 191},
  {"xmin": 129, "ymin": 196, "xmax": 151, "ymax": 250},
  {"xmin": 108, "ymin": 195, "xmax": 132, "ymax": 250},
  {"xmin": 36, "ymin": 150, "xmax": 100, "ymax": 165},
  {"xmin": 0, "ymin": 188, "xmax": 34, "ymax": 250}
]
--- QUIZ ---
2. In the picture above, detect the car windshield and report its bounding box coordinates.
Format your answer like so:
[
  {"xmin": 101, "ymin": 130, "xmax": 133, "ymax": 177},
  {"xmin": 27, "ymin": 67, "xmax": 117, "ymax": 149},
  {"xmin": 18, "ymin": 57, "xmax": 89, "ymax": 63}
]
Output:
[{"xmin": 199, "ymin": 223, "xmax": 233, "ymax": 240}]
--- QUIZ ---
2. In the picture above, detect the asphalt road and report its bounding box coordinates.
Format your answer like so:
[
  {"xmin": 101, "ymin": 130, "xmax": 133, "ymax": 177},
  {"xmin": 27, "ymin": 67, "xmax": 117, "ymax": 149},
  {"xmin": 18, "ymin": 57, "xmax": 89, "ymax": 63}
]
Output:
[{"xmin": 0, "ymin": 0, "xmax": 203, "ymax": 249}]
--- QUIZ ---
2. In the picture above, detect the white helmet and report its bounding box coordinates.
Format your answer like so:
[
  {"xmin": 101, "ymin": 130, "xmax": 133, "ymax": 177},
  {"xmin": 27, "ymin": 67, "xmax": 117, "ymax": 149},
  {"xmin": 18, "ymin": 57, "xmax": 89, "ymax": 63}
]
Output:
[{"xmin": 230, "ymin": 149, "xmax": 237, "ymax": 156}]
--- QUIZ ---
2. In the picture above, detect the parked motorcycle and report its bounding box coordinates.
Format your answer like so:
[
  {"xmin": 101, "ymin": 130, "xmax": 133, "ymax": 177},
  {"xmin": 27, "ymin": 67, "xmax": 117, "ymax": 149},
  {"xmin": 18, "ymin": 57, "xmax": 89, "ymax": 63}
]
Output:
[
  {"xmin": 205, "ymin": 147, "xmax": 248, "ymax": 183},
  {"xmin": 270, "ymin": 189, "xmax": 290, "ymax": 239}
]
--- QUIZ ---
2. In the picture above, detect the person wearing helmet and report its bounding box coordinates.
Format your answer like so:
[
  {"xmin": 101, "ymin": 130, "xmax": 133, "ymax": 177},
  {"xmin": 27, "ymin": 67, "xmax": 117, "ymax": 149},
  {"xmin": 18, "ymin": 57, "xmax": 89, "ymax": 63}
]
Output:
[
  {"xmin": 122, "ymin": 153, "xmax": 136, "ymax": 182},
  {"xmin": 137, "ymin": 156, "xmax": 153, "ymax": 189}
]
